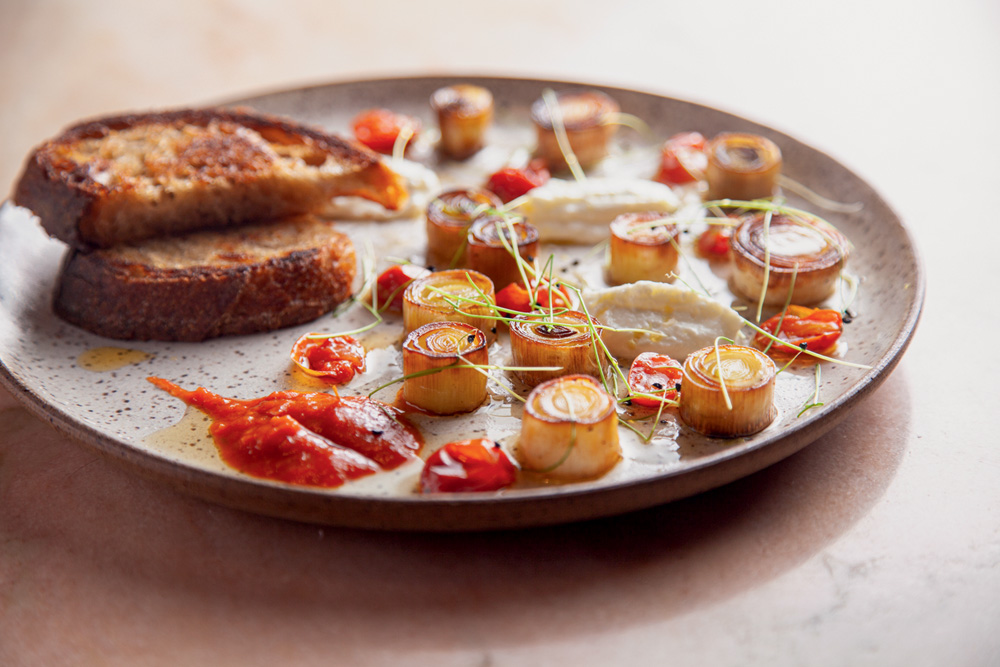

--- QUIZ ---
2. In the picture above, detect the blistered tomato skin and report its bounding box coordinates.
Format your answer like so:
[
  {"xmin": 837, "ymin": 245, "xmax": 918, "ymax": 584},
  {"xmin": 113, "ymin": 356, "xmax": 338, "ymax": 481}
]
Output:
[
  {"xmin": 420, "ymin": 438, "xmax": 518, "ymax": 493},
  {"xmin": 495, "ymin": 281, "xmax": 572, "ymax": 314},
  {"xmin": 291, "ymin": 334, "xmax": 366, "ymax": 384},
  {"xmin": 147, "ymin": 378, "xmax": 422, "ymax": 488},
  {"xmin": 486, "ymin": 158, "xmax": 551, "ymax": 203},
  {"xmin": 655, "ymin": 132, "xmax": 707, "ymax": 185},
  {"xmin": 697, "ymin": 226, "xmax": 733, "ymax": 258},
  {"xmin": 754, "ymin": 306, "xmax": 844, "ymax": 356},
  {"xmin": 352, "ymin": 108, "xmax": 421, "ymax": 154},
  {"xmin": 627, "ymin": 352, "xmax": 683, "ymax": 407},
  {"xmin": 375, "ymin": 264, "xmax": 430, "ymax": 311}
]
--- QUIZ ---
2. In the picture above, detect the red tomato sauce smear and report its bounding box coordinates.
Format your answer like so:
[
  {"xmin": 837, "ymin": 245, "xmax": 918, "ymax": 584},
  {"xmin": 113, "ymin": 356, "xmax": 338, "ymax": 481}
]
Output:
[
  {"xmin": 291, "ymin": 334, "xmax": 366, "ymax": 385},
  {"xmin": 148, "ymin": 377, "xmax": 422, "ymax": 488}
]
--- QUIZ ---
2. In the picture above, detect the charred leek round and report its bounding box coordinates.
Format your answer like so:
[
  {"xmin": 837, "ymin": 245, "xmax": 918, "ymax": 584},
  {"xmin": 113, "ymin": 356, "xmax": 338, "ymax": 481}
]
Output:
[
  {"xmin": 466, "ymin": 214, "xmax": 539, "ymax": 291},
  {"xmin": 704, "ymin": 133, "xmax": 782, "ymax": 201},
  {"xmin": 520, "ymin": 374, "xmax": 620, "ymax": 479},
  {"xmin": 430, "ymin": 84, "xmax": 494, "ymax": 160},
  {"xmin": 530, "ymin": 90, "xmax": 619, "ymax": 170},
  {"xmin": 679, "ymin": 344, "xmax": 777, "ymax": 437},
  {"xmin": 510, "ymin": 311, "xmax": 603, "ymax": 386},
  {"xmin": 403, "ymin": 269, "xmax": 497, "ymax": 343},
  {"xmin": 425, "ymin": 188, "xmax": 502, "ymax": 268},
  {"xmin": 731, "ymin": 210, "xmax": 849, "ymax": 307},
  {"xmin": 608, "ymin": 211, "xmax": 680, "ymax": 284},
  {"xmin": 402, "ymin": 321, "xmax": 488, "ymax": 414}
]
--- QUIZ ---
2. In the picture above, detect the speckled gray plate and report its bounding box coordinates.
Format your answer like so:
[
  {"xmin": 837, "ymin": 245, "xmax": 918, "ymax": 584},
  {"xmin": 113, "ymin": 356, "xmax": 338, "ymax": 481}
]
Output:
[{"xmin": 0, "ymin": 76, "xmax": 923, "ymax": 531}]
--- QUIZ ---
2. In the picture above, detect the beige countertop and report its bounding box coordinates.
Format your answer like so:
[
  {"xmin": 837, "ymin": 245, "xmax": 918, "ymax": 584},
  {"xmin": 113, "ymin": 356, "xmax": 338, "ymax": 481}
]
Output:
[{"xmin": 2, "ymin": 1, "xmax": 998, "ymax": 665}]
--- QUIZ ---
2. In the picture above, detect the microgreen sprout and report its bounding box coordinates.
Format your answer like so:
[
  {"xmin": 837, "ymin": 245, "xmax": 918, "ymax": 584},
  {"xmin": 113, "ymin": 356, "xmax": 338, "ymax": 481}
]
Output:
[
  {"xmin": 776, "ymin": 175, "xmax": 863, "ymax": 214},
  {"xmin": 524, "ymin": 397, "xmax": 578, "ymax": 474},
  {"xmin": 526, "ymin": 423, "xmax": 578, "ymax": 474},
  {"xmin": 542, "ymin": 88, "xmax": 587, "ymax": 183},
  {"xmin": 713, "ymin": 336, "xmax": 736, "ymax": 410},
  {"xmin": 561, "ymin": 281, "xmax": 634, "ymax": 395},
  {"xmin": 391, "ymin": 125, "xmax": 414, "ymax": 164},
  {"xmin": 367, "ymin": 360, "xmax": 561, "ymax": 401},
  {"xmin": 501, "ymin": 194, "xmax": 531, "ymax": 213},
  {"xmin": 606, "ymin": 113, "xmax": 654, "ymax": 138},
  {"xmin": 702, "ymin": 199, "xmax": 848, "ymax": 252},
  {"xmin": 617, "ymin": 418, "xmax": 649, "ymax": 441},
  {"xmin": 761, "ymin": 264, "xmax": 799, "ymax": 355},
  {"xmin": 620, "ymin": 387, "xmax": 676, "ymax": 443},
  {"xmin": 667, "ymin": 233, "xmax": 713, "ymax": 297},
  {"xmin": 741, "ymin": 317, "xmax": 871, "ymax": 369},
  {"xmin": 797, "ymin": 364, "xmax": 825, "ymax": 416},
  {"xmin": 754, "ymin": 207, "xmax": 775, "ymax": 323},
  {"xmin": 775, "ymin": 350, "xmax": 805, "ymax": 375},
  {"xmin": 495, "ymin": 214, "xmax": 537, "ymax": 303},
  {"xmin": 447, "ymin": 234, "xmax": 470, "ymax": 269}
]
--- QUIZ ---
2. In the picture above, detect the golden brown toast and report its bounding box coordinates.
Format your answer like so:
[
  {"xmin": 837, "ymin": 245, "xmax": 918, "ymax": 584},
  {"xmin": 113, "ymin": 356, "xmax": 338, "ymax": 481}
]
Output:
[
  {"xmin": 13, "ymin": 107, "xmax": 407, "ymax": 250},
  {"xmin": 53, "ymin": 215, "xmax": 356, "ymax": 341}
]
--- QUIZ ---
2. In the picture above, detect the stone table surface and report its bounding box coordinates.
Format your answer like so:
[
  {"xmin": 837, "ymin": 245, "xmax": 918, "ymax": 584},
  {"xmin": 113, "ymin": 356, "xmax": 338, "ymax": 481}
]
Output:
[{"xmin": 1, "ymin": 1, "xmax": 998, "ymax": 665}]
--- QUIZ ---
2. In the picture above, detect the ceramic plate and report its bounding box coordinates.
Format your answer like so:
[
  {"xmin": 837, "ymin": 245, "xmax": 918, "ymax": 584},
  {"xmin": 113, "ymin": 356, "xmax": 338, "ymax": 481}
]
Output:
[{"xmin": 0, "ymin": 76, "xmax": 923, "ymax": 530}]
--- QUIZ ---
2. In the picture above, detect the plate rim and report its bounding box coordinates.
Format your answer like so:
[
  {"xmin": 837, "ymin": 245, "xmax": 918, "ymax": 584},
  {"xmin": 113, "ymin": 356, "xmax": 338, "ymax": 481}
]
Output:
[{"xmin": 0, "ymin": 73, "xmax": 925, "ymax": 531}]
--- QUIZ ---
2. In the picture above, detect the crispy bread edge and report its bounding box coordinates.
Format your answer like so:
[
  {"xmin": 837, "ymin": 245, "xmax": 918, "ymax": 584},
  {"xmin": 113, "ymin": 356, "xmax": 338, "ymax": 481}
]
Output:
[
  {"xmin": 11, "ymin": 107, "xmax": 397, "ymax": 250},
  {"xmin": 53, "ymin": 227, "xmax": 357, "ymax": 342}
]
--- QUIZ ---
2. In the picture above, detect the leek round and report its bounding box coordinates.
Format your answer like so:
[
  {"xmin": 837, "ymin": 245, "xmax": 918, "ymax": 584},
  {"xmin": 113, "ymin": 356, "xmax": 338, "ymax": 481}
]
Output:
[
  {"xmin": 679, "ymin": 344, "xmax": 777, "ymax": 437},
  {"xmin": 509, "ymin": 311, "xmax": 603, "ymax": 386},
  {"xmin": 425, "ymin": 188, "xmax": 501, "ymax": 268},
  {"xmin": 530, "ymin": 90, "xmax": 619, "ymax": 170},
  {"xmin": 430, "ymin": 84, "xmax": 494, "ymax": 160},
  {"xmin": 402, "ymin": 321, "xmax": 488, "ymax": 414},
  {"xmin": 519, "ymin": 374, "xmax": 620, "ymax": 480},
  {"xmin": 608, "ymin": 211, "xmax": 680, "ymax": 284},
  {"xmin": 705, "ymin": 133, "xmax": 782, "ymax": 201},
  {"xmin": 403, "ymin": 269, "xmax": 497, "ymax": 343},
  {"xmin": 731, "ymin": 211, "xmax": 849, "ymax": 306},
  {"xmin": 466, "ymin": 214, "xmax": 539, "ymax": 290}
]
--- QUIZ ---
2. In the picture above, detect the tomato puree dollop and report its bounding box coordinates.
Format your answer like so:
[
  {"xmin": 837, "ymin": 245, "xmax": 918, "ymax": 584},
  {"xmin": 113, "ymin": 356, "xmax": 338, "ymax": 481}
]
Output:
[{"xmin": 148, "ymin": 377, "xmax": 422, "ymax": 487}]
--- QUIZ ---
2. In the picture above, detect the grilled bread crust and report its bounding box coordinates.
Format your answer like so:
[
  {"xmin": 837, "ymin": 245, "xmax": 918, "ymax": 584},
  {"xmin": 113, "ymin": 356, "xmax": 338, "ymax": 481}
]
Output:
[
  {"xmin": 53, "ymin": 215, "xmax": 356, "ymax": 341},
  {"xmin": 14, "ymin": 108, "xmax": 407, "ymax": 250}
]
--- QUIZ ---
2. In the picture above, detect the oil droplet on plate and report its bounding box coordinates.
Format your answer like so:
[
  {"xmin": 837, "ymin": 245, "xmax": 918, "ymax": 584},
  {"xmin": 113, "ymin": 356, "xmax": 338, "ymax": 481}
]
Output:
[
  {"xmin": 358, "ymin": 327, "xmax": 405, "ymax": 351},
  {"xmin": 144, "ymin": 405, "xmax": 216, "ymax": 460},
  {"xmin": 77, "ymin": 347, "xmax": 154, "ymax": 371}
]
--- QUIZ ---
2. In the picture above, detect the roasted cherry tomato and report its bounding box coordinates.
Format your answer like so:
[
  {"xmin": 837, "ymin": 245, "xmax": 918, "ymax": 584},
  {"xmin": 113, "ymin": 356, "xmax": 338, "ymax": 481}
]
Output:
[
  {"xmin": 495, "ymin": 280, "xmax": 572, "ymax": 314},
  {"xmin": 627, "ymin": 352, "xmax": 683, "ymax": 408},
  {"xmin": 696, "ymin": 226, "xmax": 733, "ymax": 257},
  {"xmin": 654, "ymin": 131, "xmax": 707, "ymax": 185},
  {"xmin": 420, "ymin": 438, "xmax": 518, "ymax": 493},
  {"xmin": 754, "ymin": 305, "xmax": 844, "ymax": 356},
  {"xmin": 485, "ymin": 158, "xmax": 551, "ymax": 203},
  {"xmin": 351, "ymin": 108, "xmax": 421, "ymax": 154},
  {"xmin": 290, "ymin": 334, "xmax": 366, "ymax": 384},
  {"xmin": 374, "ymin": 264, "xmax": 430, "ymax": 311}
]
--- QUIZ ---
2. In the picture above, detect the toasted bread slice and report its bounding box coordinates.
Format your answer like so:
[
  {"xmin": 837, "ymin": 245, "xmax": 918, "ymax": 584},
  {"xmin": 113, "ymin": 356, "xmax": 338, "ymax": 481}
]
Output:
[
  {"xmin": 53, "ymin": 215, "xmax": 356, "ymax": 341},
  {"xmin": 14, "ymin": 108, "xmax": 407, "ymax": 250}
]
